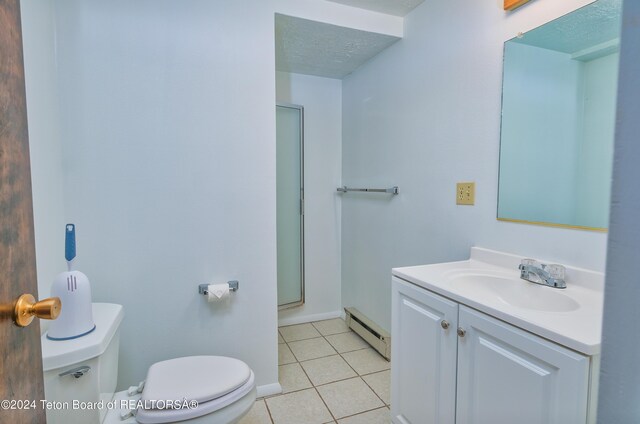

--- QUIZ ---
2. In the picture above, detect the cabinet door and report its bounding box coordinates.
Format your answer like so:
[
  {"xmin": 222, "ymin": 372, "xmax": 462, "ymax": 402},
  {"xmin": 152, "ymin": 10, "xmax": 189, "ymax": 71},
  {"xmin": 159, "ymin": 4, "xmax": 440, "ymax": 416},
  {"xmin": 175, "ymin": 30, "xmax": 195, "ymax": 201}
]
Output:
[
  {"xmin": 456, "ymin": 306, "xmax": 589, "ymax": 424},
  {"xmin": 391, "ymin": 277, "xmax": 458, "ymax": 424}
]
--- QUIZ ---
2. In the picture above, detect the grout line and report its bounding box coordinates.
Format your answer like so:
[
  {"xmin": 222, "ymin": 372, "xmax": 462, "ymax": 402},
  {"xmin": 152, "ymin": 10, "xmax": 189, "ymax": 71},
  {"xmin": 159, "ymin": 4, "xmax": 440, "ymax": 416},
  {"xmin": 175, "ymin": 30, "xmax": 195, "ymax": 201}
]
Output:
[
  {"xmin": 311, "ymin": 375, "xmax": 338, "ymax": 422},
  {"xmin": 360, "ymin": 372, "xmax": 389, "ymax": 407},
  {"xmin": 262, "ymin": 398, "xmax": 275, "ymax": 424},
  {"xmin": 334, "ymin": 405, "xmax": 390, "ymax": 422},
  {"xmin": 277, "ymin": 343, "xmax": 297, "ymax": 367},
  {"xmin": 340, "ymin": 405, "xmax": 389, "ymax": 420},
  {"xmin": 277, "ymin": 362, "xmax": 313, "ymax": 395},
  {"xmin": 317, "ymin": 332, "xmax": 384, "ymax": 420},
  {"xmin": 358, "ymin": 368, "xmax": 391, "ymax": 377},
  {"xmin": 324, "ymin": 333, "xmax": 371, "ymax": 355},
  {"xmin": 286, "ymin": 338, "xmax": 337, "ymax": 363},
  {"xmin": 313, "ymin": 380, "xmax": 338, "ymax": 422},
  {"xmin": 307, "ymin": 373, "xmax": 359, "ymax": 389},
  {"xmin": 310, "ymin": 318, "xmax": 351, "ymax": 335},
  {"xmin": 328, "ymin": 345, "xmax": 371, "ymax": 355},
  {"xmin": 338, "ymin": 347, "xmax": 390, "ymax": 376},
  {"xmin": 294, "ymin": 338, "xmax": 338, "ymax": 423},
  {"xmin": 274, "ymin": 319, "xmax": 390, "ymax": 423},
  {"xmin": 280, "ymin": 334, "xmax": 322, "ymax": 343}
]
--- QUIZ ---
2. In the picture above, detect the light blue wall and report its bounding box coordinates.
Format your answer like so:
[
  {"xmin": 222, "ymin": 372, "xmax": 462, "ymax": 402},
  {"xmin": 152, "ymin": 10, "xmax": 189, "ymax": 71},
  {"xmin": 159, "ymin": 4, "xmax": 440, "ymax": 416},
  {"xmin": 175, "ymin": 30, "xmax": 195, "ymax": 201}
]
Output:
[
  {"xmin": 341, "ymin": 0, "xmax": 608, "ymax": 332},
  {"xmin": 23, "ymin": 0, "xmax": 402, "ymax": 394},
  {"xmin": 51, "ymin": 0, "xmax": 279, "ymax": 391},
  {"xmin": 20, "ymin": 0, "xmax": 66, "ymax": 319},
  {"xmin": 598, "ymin": 0, "xmax": 640, "ymax": 420}
]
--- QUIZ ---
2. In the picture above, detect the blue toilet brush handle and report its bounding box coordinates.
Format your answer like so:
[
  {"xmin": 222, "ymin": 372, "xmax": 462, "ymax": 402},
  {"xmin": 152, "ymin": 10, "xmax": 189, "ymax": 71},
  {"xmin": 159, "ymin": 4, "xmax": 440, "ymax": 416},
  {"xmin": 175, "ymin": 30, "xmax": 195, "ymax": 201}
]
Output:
[{"xmin": 65, "ymin": 224, "xmax": 76, "ymax": 271}]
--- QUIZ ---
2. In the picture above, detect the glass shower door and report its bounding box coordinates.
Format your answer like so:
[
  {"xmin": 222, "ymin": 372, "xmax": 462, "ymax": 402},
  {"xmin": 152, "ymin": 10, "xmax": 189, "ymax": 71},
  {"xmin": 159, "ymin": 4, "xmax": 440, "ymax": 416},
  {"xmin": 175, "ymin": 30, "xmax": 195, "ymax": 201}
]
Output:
[{"xmin": 276, "ymin": 104, "xmax": 304, "ymax": 309}]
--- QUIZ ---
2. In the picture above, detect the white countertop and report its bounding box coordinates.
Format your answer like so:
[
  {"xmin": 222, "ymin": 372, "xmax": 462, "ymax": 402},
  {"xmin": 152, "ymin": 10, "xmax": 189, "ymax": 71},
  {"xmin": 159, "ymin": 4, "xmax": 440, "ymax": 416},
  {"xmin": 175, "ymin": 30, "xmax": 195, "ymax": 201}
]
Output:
[{"xmin": 392, "ymin": 247, "xmax": 604, "ymax": 355}]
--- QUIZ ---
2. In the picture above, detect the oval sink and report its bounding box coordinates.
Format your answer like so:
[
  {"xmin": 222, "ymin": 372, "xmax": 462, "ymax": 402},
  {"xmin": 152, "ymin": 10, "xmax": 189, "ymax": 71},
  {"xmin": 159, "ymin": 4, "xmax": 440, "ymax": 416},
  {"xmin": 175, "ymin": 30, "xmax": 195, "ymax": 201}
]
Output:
[{"xmin": 448, "ymin": 273, "xmax": 580, "ymax": 312}]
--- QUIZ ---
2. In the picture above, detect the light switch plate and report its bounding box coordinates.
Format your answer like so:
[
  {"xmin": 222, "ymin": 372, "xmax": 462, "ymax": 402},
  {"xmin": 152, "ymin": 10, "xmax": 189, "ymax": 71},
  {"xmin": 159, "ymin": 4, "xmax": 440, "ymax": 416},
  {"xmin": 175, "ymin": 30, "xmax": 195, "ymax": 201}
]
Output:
[{"xmin": 457, "ymin": 182, "xmax": 475, "ymax": 205}]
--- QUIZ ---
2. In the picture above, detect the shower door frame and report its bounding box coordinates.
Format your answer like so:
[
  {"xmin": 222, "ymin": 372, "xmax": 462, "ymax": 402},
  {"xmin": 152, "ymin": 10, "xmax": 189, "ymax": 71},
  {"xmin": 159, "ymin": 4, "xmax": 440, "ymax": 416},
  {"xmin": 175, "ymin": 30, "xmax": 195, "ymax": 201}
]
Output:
[{"xmin": 277, "ymin": 102, "xmax": 305, "ymax": 310}]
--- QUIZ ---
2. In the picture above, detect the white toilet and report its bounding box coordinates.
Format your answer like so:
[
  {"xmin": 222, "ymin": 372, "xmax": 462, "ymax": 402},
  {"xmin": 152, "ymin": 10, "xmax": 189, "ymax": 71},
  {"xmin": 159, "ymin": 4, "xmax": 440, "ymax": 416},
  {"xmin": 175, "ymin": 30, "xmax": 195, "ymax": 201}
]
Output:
[{"xmin": 41, "ymin": 303, "xmax": 256, "ymax": 424}]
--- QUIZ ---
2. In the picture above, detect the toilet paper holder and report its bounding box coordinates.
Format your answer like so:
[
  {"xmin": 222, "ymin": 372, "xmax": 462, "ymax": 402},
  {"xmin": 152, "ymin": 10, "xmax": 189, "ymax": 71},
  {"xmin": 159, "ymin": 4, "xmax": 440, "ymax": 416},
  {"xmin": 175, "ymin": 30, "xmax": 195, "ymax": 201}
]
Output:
[{"xmin": 198, "ymin": 281, "xmax": 239, "ymax": 295}]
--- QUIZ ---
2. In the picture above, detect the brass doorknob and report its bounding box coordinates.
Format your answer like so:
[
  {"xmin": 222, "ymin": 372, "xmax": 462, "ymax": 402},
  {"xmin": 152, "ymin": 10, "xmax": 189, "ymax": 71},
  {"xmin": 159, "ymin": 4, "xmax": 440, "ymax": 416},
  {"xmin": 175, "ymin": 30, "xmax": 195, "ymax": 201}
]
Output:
[{"xmin": 13, "ymin": 294, "xmax": 61, "ymax": 327}]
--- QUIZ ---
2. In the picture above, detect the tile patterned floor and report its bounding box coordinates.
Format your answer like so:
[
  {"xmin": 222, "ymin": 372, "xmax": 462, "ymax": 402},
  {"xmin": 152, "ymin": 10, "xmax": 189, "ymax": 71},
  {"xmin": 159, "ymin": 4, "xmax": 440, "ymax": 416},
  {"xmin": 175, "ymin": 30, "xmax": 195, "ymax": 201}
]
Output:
[{"xmin": 239, "ymin": 318, "xmax": 391, "ymax": 424}]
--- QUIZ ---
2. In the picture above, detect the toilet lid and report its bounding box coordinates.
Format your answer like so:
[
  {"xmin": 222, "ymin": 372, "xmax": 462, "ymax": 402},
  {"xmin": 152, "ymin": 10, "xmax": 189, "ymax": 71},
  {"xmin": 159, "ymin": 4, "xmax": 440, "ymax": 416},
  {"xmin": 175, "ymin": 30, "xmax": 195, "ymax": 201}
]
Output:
[
  {"xmin": 141, "ymin": 356, "xmax": 251, "ymax": 406},
  {"xmin": 136, "ymin": 370, "xmax": 255, "ymax": 424}
]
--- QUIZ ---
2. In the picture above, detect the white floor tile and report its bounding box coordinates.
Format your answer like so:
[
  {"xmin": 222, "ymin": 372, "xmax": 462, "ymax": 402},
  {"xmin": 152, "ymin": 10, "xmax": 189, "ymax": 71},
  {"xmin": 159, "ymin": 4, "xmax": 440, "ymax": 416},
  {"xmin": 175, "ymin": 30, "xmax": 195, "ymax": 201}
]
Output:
[
  {"xmin": 316, "ymin": 378, "xmax": 384, "ymax": 419},
  {"xmin": 325, "ymin": 332, "xmax": 369, "ymax": 353},
  {"xmin": 288, "ymin": 337, "xmax": 337, "ymax": 362},
  {"xmin": 266, "ymin": 388, "xmax": 333, "ymax": 424},
  {"xmin": 337, "ymin": 407, "xmax": 390, "ymax": 424},
  {"xmin": 279, "ymin": 323, "xmax": 321, "ymax": 342},
  {"xmin": 278, "ymin": 343, "xmax": 296, "ymax": 365},
  {"xmin": 312, "ymin": 318, "xmax": 350, "ymax": 336},
  {"xmin": 279, "ymin": 363, "xmax": 312, "ymax": 394},
  {"xmin": 341, "ymin": 348, "xmax": 390, "ymax": 375},
  {"xmin": 362, "ymin": 370, "xmax": 390, "ymax": 405},
  {"xmin": 300, "ymin": 355, "xmax": 357, "ymax": 386},
  {"xmin": 238, "ymin": 400, "xmax": 273, "ymax": 424}
]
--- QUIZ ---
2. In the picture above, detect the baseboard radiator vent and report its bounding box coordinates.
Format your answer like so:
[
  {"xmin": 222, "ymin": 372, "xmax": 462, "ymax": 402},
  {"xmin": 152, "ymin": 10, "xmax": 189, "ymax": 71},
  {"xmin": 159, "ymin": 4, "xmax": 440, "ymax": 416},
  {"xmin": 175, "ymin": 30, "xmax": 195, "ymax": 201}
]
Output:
[{"xmin": 344, "ymin": 307, "xmax": 391, "ymax": 361}]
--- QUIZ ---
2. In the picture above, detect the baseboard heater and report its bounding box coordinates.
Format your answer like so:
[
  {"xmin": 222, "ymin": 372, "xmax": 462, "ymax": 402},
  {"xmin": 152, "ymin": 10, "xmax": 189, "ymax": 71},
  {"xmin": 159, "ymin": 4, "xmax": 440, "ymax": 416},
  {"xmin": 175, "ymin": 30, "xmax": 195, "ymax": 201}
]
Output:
[{"xmin": 344, "ymin": 307, "xmax": 391, "ymax": 361}]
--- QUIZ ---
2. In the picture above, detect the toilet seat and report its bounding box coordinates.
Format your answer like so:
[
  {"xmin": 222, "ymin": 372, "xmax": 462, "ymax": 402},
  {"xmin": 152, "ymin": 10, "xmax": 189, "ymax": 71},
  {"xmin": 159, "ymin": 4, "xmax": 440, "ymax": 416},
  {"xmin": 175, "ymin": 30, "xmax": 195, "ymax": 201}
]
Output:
[{"xmin": 135, "ymin": 356, "xmax": 255, "ymax": 424}]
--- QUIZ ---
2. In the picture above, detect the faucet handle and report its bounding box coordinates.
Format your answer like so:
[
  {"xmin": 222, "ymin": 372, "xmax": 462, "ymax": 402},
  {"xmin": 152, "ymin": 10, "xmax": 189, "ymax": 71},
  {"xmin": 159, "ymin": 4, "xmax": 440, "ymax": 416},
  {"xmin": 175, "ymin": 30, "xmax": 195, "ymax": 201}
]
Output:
[
  {"xmin": 547, "ymin": 264, "xmax": 566, "ymax": 280},
  {"xmin": 520, "ymin": 258, "xmax": 537, "ymax": 269}
]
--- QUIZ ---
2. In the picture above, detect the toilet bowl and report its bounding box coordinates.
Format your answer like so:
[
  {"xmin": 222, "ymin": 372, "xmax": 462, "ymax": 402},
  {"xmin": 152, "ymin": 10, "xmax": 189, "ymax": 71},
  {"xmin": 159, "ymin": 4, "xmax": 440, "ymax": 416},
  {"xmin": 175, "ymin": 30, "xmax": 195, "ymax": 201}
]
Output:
[{"xmin": 41, "ymin": 303, "xmax": 256, "ymax": 424}]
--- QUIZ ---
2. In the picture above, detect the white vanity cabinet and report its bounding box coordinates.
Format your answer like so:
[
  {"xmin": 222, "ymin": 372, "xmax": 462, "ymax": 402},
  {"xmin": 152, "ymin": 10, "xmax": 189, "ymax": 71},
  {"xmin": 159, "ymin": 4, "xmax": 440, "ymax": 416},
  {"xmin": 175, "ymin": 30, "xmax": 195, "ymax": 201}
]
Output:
[
  {"xmin": 391, "ymin": 276, "xmax": 458, "ymax": 424},
  {"xmin": 456, "ymin": 305, "xmax": 589, "ymax": 424},
  {"xmin": 391, "ymin": 276, "xmax": 591, "ymax": 424}
]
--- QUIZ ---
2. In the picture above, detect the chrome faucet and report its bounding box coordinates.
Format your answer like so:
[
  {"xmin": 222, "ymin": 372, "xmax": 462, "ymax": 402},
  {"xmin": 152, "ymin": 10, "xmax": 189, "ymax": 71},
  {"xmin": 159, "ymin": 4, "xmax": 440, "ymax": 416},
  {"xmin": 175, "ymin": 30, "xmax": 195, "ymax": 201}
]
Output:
[{"xmin": 518, "ymin": 259, "xmax": 566, "ymax": 289}]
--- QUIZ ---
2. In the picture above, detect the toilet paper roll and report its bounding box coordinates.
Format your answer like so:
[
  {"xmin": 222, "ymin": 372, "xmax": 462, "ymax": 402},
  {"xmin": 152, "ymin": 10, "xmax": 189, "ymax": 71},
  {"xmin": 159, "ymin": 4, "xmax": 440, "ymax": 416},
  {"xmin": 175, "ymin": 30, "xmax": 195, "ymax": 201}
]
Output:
[{"xmin": 207, "ymin": 283, "xmax": 230, "ymax": 302}]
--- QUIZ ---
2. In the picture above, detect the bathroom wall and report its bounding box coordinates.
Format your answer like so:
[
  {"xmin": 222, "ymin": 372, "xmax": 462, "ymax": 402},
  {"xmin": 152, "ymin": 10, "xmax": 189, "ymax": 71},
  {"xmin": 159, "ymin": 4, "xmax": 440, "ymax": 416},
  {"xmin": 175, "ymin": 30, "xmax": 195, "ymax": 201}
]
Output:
[
  {"xmin": 51, "ymin": 0, "xmax": 280, "ymax": 392},
  {"xmin": 341, "ymin": 0, "xmax": 606, "ymax": 332},
  {"xmin": 30, "ymin": 0, "xmax": 390, "ymax": 394},
  {"xmin": 598, "ymin": 0, "xmax": 640, "ymax": 420},
  {"xmin": 20, "ymin": 0, "xmax": 66, "ymax": 314},
  {"xmin": 276, "ymin": 71, "xmax": 343, "ymax": 325}
]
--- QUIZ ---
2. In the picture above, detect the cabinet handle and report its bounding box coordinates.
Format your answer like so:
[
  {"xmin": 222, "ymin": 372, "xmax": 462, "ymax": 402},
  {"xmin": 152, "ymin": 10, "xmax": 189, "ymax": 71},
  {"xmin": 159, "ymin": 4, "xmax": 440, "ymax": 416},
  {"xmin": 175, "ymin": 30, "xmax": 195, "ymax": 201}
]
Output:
[
  {"xmin": 457, "ymin": 327, "xmax": 466, "ymax": 338},
  {"xmin": 440, "ymin": 320, "xmax": 450, "ymax": 330}
]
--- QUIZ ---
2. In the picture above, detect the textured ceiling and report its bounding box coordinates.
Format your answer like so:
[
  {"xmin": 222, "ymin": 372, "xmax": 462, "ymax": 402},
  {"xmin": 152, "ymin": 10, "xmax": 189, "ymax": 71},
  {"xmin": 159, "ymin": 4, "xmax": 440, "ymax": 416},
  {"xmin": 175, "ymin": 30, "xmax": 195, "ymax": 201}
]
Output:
[
  {"xmin": 275, "ymin": 14, "xmax": 400, "ymax": 79},
  {"xmin": 325, "ymin": 0, "xmax": 424, "ymax": 17},
  {"xmin": 512, "ymin": 0, "xmax": 621, "ymax": 54}
]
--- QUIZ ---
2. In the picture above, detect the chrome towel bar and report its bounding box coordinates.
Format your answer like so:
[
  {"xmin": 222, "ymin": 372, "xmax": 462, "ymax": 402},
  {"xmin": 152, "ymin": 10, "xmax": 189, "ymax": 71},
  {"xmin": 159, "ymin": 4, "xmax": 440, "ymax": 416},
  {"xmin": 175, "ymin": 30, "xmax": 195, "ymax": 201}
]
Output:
[{"xmin": 337, "ymin": 186, "xmax": 399, "ymax": 195}]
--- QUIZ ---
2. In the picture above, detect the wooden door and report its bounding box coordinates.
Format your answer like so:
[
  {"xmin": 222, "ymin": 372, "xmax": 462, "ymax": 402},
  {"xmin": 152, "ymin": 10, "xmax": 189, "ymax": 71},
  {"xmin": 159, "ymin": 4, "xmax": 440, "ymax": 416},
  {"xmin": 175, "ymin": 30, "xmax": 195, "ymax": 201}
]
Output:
[
  {"xmin": 0, "ymin": 0, "xmax": 47, "ymax": 422},
  {"xmin": 391, "ymin": 277, "xmax": 458, "ymax": 424},
  {"xmin": 456, "ymin": 305, "xmax": 589, "ymax": 424}
]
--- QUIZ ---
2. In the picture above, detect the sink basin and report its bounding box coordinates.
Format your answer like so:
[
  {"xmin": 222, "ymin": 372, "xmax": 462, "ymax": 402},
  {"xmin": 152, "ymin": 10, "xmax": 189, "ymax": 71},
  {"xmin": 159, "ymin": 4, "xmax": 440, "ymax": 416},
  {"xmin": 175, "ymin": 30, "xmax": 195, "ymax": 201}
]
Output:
[
  {"xmin": 446, "ymin": 272, "xmax": 580, "ymax": 312},
  {"xmin": 393, "ymin": 248, "xmax": 605, "ymax": 354}
]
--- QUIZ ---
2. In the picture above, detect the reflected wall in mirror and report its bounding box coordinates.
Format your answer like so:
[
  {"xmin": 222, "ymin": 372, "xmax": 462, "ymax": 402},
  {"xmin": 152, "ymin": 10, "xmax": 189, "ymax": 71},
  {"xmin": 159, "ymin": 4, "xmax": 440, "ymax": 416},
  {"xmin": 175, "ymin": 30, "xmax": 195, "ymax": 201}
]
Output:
[{"xmin": 498, "ymin": 0, "xmax": 622, "ymax": 231}]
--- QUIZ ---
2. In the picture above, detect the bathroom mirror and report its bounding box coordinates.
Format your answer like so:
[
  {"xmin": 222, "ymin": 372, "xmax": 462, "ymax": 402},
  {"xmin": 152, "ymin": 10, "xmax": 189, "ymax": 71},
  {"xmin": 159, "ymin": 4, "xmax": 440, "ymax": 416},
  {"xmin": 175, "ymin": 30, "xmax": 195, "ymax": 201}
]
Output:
[{"xmin": 497, "ymin": 0, "xmax": 622, "ymax": 231}]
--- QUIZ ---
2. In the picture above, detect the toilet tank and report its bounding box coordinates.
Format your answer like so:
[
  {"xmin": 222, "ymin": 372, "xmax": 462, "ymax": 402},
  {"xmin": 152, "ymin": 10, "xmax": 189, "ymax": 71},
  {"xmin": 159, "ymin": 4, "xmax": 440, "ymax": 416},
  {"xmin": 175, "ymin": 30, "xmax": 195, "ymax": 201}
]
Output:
[{"xmin": 41, "ymin": 303, "xmax": 124, "ymax": 424}]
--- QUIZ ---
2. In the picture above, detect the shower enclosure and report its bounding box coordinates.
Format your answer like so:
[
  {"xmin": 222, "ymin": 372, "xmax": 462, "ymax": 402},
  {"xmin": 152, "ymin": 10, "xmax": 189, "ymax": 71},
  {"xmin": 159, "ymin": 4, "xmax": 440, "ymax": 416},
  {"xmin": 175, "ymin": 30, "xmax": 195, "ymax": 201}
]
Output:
[{"xmin": 276, "ymin": 103, "xmax": 305, "ymax": 309}]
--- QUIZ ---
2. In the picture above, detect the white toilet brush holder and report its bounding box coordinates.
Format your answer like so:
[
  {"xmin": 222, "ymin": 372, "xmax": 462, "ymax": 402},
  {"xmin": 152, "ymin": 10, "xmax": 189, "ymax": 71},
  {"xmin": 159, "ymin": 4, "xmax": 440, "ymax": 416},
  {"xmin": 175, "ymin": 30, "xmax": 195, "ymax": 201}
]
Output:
[{"xmin": 47, "ymin": 224, "xmax": 95, "ymax": 340}]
